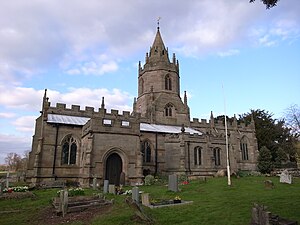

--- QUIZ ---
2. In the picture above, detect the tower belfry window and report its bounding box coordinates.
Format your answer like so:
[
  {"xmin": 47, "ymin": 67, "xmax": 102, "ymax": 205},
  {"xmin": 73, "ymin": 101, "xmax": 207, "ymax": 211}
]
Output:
[
  {"xmin": 165, "ymin": 75, "xmax": 172, "ymax": 90},
  {"xmin": 165, "ymin": 104, "xmax": 173, "ymax": 117}
]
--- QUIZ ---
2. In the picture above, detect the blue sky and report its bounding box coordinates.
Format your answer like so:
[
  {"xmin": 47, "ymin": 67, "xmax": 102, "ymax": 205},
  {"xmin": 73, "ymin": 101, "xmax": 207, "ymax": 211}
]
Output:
[{"xmin": 0, "ymin": 0, "xmax": 299, "ymax": 164}]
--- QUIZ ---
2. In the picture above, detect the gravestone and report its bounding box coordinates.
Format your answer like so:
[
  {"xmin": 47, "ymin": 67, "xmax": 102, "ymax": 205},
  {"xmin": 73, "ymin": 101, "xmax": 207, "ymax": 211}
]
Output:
[
  {"xmin": 59, "ymin": 190, "xmax": 68, "ymax": 217},
  {"xmin": 93, "ymin": 178, "xmax": 97, "ymax": 190},
  {"xmin": 119, "ymin": 172, "xmax": 125, "ymax": 186},
  {"xmin": 108, "ymin": 184, "xmax": 115, "ymax": 194},
  {"xmin": 0, "ymin": 181, "xmax": 5, "ymax": 195},
  {"xmin": 168, "ymin": 174, "xmax": 178, "ymax": 192},
  {"xmin": 141, "ymin": 193, "xmax": 150, "ymax": 206},
  {"xmin": 6, "ymin": 172, "xmax": 9, "ymax": 188},
  {"xmin": 280, "ymin": 169, "xmax": 292, "ymax": 184},
  {"xmin": 264, "ymin": 180, "xmax": 274, "ymax": 189},
  {"xmin": 132, "ymin": 187, "xmax": 139, "ymax": 203},
  {"xmin": 103, "ymin": 180, "xmax": 109, "ymax": 193}
]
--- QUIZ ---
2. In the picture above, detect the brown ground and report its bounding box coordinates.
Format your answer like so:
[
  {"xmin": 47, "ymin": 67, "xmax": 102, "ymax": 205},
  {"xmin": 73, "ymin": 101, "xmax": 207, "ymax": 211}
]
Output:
[{"xmin": 31, "ymin": 205, "xmax": 113, "ymax": 225}]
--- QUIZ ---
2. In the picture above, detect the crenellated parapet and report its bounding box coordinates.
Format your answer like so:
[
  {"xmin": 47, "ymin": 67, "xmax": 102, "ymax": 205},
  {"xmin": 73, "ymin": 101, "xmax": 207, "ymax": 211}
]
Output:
[
  {"xmin": 82, "ymin": 108, "xmax": 141, "ymax": 137},
  {"xmin": 190, "ymin": 113, "xmax": 255, "ymax": 133}
]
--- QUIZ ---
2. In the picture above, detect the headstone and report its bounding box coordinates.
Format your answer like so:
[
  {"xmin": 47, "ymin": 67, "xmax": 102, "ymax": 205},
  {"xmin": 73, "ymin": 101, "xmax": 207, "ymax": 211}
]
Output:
[
  {"xmin": 108, "ymin": 184, "xmax": 115, "ymax": 194},
  {"xmin": 279, "ymin": 169, "xmax": 292, "ymax": 184},
  {"xmin": 168, "ymin": 174, "xmax": 178, "ymax": 192},
  {"xmin": 59, "ymin": 190, "xmax": 68, "ymax": 217},
  {"xmin": 132, "ymin": 187, "xmax": 139, "ymax": 203},
  {"xmin": 6, "ymin": 172, "xmax": 9, "ymax": 188},
  {"xmin": 141, "ymin": 193, "xmax": 150, "ymax": 206},
  {"xmin": 103, "ymin": 180, "xmax": 109, "ymax": 193},
  {"xmin": 119, "ymin": 172, "xmax": 125, "ymax": 186},
  {"xmin": 264, "ymin": 180, "xmax": 274, "ymax": 189},
  {"xmin": 93, "ymin": 178, "xmax": 97, "ymax": 190},
  {"xmin": 0, "ymin": 181, "xmax": 4, "ymax": 195}
]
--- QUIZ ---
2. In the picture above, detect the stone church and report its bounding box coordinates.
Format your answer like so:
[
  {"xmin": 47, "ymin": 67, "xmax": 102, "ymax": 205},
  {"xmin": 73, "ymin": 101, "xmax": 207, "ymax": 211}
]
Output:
[{"xmin": 27, "ymin": 26, "xmax": 258, "ymax": 186}]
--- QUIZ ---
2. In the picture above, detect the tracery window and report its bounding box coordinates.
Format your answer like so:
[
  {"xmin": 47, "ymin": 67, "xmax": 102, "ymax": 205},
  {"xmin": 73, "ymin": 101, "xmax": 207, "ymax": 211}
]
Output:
[
  {"xmin": 194, "ymin": 146, "xmax": 202, "ymax": 165},
  {"xmin": 240, "ymin": 136, "xmax": 249, "ymax": 160},
  {"xmin": 62, "ymin": 136, "xmax": 77, "ymax": 165},
  {"xmin": 165, "ymin": 75, "xmax": 172, "ymax": 90},
  {"xmin": 213, "ymin": 147, "xmax": 221, "ymax": 166},
  {"xmin": 141, "ymin": 140, "xmax": 151, "ymax": 163},
  {"xmin": 165, "ymin": 104, "xmax": 173, "ymax": 117}
]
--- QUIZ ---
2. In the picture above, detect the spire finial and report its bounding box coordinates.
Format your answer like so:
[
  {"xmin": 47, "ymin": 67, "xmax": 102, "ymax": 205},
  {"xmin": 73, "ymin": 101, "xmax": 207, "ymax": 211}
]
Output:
[
  {"xmin": 157, "ymin": 16, "xmax": 161, "ymax": 30},
  {"xmin": 101, "ymin": 96, "xmax": 105, "ymax": 109}
]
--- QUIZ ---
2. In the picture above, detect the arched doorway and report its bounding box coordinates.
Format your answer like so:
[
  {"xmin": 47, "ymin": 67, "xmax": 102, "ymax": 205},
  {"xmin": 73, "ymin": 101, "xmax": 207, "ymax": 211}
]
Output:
[{"xmin": 105, "ymin": 153, "xmax": 122, "ymax": 185}]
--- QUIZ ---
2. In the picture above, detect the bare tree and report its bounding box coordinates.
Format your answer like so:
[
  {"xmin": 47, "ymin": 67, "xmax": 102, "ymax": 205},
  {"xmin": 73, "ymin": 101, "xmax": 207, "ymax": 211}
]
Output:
[
  {"xmin": 284, "ymin": 104, "xmax": 300, "ymax": 136},
  {"xmin": 5, "ymin": 153, "xmax": 22, "ymax": 172}
]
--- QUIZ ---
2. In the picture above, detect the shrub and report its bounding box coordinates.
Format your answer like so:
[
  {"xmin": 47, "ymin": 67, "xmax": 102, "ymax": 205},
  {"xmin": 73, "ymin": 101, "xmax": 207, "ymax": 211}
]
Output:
[
  {"xmin": 144, "ymin": 175, "xmax": 155, "ymax": 185},
  {"xmin": 257, "ymin": 146, "xmax": 273, "ymax": 174}
]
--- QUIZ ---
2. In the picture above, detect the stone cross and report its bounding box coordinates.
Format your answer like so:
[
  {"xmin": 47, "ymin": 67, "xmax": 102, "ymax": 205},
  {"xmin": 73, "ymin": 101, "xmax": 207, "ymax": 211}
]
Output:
[
  {"xmin": 103, "ymin": 180, "xmax": 109, "ymax": 194},
  {"xmin": 132, "ymin": 187, "xmax": 139, "ymax": 203},
  {"xmin": 168, "ymin": 174, "xmax": 178, "ymax": 192}
]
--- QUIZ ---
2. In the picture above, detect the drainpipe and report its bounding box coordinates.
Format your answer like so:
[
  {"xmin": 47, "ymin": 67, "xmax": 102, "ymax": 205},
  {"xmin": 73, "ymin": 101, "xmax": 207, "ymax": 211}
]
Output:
[
  {"xmin": 155, "ymin": 132, "xmax": 158, "ymax": 176},
  {"xmin": 52, "ymin": 124, "xmax": 59, "ymax": 179},
  {"xmin": 187, "ymin": 141, "xmax": 191, "ymax": 174}
]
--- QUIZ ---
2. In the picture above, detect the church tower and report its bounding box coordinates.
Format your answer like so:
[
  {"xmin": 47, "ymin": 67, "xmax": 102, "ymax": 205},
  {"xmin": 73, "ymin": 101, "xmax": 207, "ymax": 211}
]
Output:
[{"xmin": 135, "ymin": 25, "xmax": 190, "ymax": 126}]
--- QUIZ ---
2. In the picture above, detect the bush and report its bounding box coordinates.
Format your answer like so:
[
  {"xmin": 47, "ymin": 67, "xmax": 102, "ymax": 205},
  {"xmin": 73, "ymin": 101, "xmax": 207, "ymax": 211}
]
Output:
[
  {"xmin": 257, "ymin": 146, "xmax": 273, "ymax": 174},
  {"xmin": 144, "ymin": 175, "xmax": 155, "ymax": 185}
]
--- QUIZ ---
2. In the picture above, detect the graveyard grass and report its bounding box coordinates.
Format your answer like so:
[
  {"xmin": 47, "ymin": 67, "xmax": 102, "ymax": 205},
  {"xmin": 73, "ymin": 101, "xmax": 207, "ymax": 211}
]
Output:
[{"xmin": 0, "ymin": 176, "xmax": 300, "ymax": 225}]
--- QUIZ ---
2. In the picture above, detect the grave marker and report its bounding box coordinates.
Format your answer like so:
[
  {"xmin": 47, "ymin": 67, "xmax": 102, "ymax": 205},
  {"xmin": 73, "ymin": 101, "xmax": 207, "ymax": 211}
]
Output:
[
  {"xmin": 279, "ymin": 169, "xmax": 292, "ymax": 184},
  {"xmin": 103, "ymin": 180, "xmax": 109, "ymax": 193},
  {"xmin": 132, "ymin": 187, "xmax": 139, "ymax": 203},
  {"xmin": 108, "ymin": 184, "xmax": 115, "ymax": 194},
  {"xmin": 168, "ymin": 174, "xmax": 178, "ymax": 192}
]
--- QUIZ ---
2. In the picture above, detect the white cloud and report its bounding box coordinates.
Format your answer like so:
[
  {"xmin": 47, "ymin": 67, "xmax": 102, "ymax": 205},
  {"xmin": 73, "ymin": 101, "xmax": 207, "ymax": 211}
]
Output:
[
  {"xmin": 217, "ymin": 49, "xmax": 240, "ymax": 57},
  {"xmin": 0, "ymin": 133, "xmax": 31, "ymax": 164},
  {"xmin": 67, "ymin": 60, "xmax": 118, "ymax": 76},
  {"xmin": 0, "ymin": 112, "xmax": 16, "ymax": 119},
  {"xmin": 12, "ymin": 116, "xmax": 36, "ymax": 133}
]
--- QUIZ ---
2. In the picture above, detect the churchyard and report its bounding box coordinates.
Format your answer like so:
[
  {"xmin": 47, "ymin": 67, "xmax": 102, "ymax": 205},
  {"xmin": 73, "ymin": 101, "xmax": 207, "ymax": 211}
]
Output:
[{"xmin": 0, "ymin": 174, "xmax": 299, "ymax": 225}]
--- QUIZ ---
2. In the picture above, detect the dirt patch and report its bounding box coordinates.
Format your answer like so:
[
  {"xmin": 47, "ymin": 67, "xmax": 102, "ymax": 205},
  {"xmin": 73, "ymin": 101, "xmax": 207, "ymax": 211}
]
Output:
[
  {"xmin": 31, "ymin": 204, "xmax": 113, "ymax": 225},
  {"xmin": 0, "ymin": 192, "xmax": 36, "ymax": 200}
]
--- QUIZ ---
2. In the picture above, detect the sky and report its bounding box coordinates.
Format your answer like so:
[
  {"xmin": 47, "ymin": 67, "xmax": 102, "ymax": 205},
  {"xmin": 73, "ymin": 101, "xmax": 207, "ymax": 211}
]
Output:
[{"xmin": 0, "ymin": 0, "xmax": 299, "ymax": 164}]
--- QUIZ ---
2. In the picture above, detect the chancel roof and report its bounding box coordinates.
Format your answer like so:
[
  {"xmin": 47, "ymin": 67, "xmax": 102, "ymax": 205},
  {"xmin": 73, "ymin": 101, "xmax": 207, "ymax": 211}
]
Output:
[{"xmin": 47, "ymin": 114, "xmax": 202, "ymax": 135}]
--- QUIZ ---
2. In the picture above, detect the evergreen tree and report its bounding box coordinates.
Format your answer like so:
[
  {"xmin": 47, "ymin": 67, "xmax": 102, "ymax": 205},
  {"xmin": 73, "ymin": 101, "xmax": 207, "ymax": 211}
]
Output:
[{"xmin": 257, "ymin": 146, "xmax": 273, "ymax": 174}]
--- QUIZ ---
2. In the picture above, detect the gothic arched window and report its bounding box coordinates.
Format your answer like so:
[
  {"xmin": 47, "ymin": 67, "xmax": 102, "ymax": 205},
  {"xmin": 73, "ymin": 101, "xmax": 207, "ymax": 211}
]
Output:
[
  {"xmin": 194, "ymin": 146, "xmax": 202, "ymax": 165},
  {"xmin": 62, "ymin": 136, "xmax": 77, "ymax": 165},
  {"xmin": 141, "ymin": 140, "xmax": 151, "ymax": 163},
  {"xmin": 240, "ymin": 136, "xmax": 249, "ymax": 161},
  {"xmin": 213, "ymin": 147, "xmax": 221, "ymax": 166},
  {"xmin": 165, "ymin": 75, "xmax": 172, "ymax": 90},
  {"xmin": 139, "ymin": 78, "xmax": 144, "ymax": 94},
  {"xmin": 165, "ymin": 104, "xmax": 173, "ymax": 117}
]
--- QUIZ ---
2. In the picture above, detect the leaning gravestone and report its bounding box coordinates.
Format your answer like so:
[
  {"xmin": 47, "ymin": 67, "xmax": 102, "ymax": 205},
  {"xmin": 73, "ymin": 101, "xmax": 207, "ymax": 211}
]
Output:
[
  {"xmin": 168, "ymin": 174, "xmax": 178, "ymax": 192},
  {"xmin": 280, "ymin": 169, "xmax": 292, "ymax": 184},
  {"xmin": 6, "ymin": 172, "xmax": 9, "ymax": 188},
  {"xmin": 141, "ymin": 193, "xmax": 150, "ymax": 206},
  {"xmin": 103, "ymin": 180, "xmax": 109, "ymax": 193},
  {"xmin": 132, "ymin": 187, "xmax": 139, "ymax": 203}
]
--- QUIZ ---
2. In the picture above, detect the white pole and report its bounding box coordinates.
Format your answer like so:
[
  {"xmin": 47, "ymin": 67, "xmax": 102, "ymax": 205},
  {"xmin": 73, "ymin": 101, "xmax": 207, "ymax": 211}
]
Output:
[{"xmin": 222, "ymin": 84, "xmax": 231, "ymax": 186}]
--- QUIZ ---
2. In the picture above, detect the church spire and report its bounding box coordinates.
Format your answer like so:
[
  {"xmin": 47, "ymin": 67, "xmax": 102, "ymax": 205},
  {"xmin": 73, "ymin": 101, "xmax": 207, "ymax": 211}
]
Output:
[{"xmin": 148, "ymin": 20, "xmax": 169, "ymax": 63}]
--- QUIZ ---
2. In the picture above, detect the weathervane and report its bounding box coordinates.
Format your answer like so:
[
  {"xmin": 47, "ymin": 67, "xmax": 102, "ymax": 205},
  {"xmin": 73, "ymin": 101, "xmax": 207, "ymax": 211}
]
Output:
[{"xmin": 157, "ymin": 16, "xmax": 161, "ymax": 30}]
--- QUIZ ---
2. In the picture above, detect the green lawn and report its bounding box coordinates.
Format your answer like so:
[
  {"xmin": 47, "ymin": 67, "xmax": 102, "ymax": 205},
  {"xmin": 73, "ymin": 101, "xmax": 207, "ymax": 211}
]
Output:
[{"xmin": 0, "ymin": 176, "xmax": 299, "ymax": 225}]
